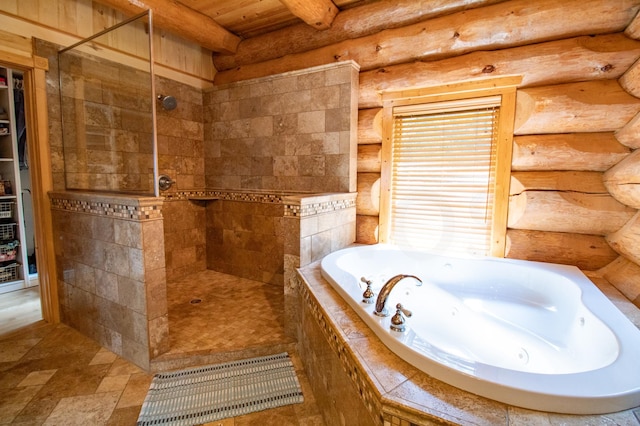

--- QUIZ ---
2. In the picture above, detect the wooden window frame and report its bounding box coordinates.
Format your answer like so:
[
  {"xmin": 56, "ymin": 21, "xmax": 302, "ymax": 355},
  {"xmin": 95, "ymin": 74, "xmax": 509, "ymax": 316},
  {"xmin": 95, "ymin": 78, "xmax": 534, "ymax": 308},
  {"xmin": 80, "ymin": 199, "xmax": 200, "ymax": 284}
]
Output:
[{"xmin": 379, "ymin": 77, "xmax": 521, "ymax": 257}]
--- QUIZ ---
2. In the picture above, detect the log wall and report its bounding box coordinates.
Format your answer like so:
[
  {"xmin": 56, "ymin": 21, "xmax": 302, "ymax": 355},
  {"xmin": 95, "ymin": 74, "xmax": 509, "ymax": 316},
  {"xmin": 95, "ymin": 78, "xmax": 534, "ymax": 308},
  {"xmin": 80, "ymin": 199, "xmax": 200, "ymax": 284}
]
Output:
[{"xmin": 214, "ymin": 0, "xmax": 640, "ymax": 307}]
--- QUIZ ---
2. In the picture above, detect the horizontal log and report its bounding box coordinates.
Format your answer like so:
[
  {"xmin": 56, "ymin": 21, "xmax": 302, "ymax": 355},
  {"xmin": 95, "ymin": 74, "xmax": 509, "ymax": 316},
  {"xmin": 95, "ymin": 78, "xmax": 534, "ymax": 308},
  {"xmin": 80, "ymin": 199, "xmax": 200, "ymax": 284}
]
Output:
[
  {"xmin": 215, "ymin": 0, "xmax": 639, "ymax": 84},
  {"xmin": 508, "ymin": 190, "xmax": 635, "ymax": 235},
  {"xmin": 279, "ymin": 0, "xmax": 338, "ymax": 30},
  {"xmin": 97, "ymin": 0, "xmax": 240, "ymax": 54},
  {"xmin": 358, "ymin": 108, "xmax": 383, "ymax": 144},
  {"xmin": 514, "ymin": 80, "xmax": 640, "ymax": 135},
  {"xmin": 614, "ymin": 111, "xmax": 640, "ymax": 148},
  {"xmin": 213, "ymin": 0, "xmax": 506, "ymax": 71},
  {"xmin": 510, "ymin": 171, "xmax": 606, "ymax": 195},
  {"xmin": 356, "ymin": 172, "xmax": 380, "ymax": 216},
  {"xmin": 603, "ymin": 149, "xmax": 640, "ymax": 208},
  {"xmin": 606, "ymin": 211, "xmax": 640, "ymax": 265},
  {"xmin": 511, "ymin": 132, "xmax": 631, "ymax": 172},
  {"xmin": 357, "ymin": 144, "xmax": 381, "ymax": 173},
  {"xmin": 505, "ymin": 229, "xmax": 618, "ymax": 271},
  {"xmin": 356, "ymin": 214, "xmax": 379, "ymax": 244},
  {"xmin": 599, "ymin": 256, "xmax": 640, "ymax": 308},
  {"xmin": 359, "ymin": 33, "xmax": 640, "ymax": 108}
]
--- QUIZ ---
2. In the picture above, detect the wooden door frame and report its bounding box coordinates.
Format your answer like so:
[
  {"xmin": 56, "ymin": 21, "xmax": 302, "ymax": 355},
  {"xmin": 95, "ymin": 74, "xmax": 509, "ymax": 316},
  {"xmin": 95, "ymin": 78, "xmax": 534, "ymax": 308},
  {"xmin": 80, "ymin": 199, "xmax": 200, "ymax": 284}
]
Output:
[{"xmin": 0, "ymin": 51, "xmax": 59, "ymax": 323}]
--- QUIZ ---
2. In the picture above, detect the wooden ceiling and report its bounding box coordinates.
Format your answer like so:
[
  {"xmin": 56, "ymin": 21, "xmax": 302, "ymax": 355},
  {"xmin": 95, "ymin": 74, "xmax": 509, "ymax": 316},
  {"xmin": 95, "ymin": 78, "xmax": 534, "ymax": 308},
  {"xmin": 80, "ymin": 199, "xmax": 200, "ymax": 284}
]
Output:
[
  {"xmin": 177, "ymin": 0, "xmax": 369, "ymax": 39},
  {"xmin": 98, "ymin": 0, "xmax": 371, "ymax": 54}
]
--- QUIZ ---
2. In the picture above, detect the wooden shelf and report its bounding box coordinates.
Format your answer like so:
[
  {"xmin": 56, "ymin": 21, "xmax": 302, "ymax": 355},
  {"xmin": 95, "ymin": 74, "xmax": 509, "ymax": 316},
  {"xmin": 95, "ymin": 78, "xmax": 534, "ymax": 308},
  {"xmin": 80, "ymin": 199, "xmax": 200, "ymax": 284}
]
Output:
[{"xmin": 0, "ymin": 65, "xmax": 27, "ymax": 294}]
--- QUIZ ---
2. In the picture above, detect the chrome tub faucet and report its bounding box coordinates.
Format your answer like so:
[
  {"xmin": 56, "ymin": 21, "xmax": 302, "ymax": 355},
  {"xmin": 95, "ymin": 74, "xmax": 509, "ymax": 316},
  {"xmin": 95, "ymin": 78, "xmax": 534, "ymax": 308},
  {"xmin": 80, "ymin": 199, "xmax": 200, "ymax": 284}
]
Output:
[{"xmin": 374, "ymin": 274, "xmax": 422, "ymax": 317}]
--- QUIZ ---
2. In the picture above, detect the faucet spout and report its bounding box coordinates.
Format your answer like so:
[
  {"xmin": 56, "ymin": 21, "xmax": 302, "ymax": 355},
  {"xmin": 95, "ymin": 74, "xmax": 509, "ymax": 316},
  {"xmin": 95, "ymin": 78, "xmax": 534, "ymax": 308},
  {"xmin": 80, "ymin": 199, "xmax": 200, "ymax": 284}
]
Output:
[{"xmin": 374, "ymin": 274, "xmax": 422, "ymax": 317}]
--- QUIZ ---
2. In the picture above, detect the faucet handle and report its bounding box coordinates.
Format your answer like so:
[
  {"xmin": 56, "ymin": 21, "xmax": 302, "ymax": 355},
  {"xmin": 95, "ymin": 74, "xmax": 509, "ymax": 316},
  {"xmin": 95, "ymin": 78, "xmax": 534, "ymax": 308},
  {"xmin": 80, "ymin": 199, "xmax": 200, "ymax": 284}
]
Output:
[
  {"xmin": 361, "ymin": 277, "xmax": 375, "ymax": 304},
  {"xmin": 396, "ymin": 303, "xmax": 412, "ymax": 317},
  {"xmin": 390, "ymin": 303, "xmax": 411, "ymax": 332}
]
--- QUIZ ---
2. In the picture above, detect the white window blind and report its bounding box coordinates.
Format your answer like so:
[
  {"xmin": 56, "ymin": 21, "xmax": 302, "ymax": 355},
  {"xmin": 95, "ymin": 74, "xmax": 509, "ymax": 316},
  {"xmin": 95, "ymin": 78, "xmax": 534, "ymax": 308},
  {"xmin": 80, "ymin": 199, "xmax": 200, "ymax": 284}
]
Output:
[{"xmin": 389, "ymin": 96, "xmax": 501, "ymax": 256}]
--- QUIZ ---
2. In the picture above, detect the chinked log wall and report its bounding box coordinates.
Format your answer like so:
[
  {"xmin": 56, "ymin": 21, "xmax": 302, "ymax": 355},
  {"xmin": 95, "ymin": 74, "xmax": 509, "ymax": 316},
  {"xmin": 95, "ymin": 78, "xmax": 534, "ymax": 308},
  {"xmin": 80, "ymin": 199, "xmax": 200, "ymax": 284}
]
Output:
[{"xmin": 214, "ymin": 0, "xmax": 640, "ymax": 307}]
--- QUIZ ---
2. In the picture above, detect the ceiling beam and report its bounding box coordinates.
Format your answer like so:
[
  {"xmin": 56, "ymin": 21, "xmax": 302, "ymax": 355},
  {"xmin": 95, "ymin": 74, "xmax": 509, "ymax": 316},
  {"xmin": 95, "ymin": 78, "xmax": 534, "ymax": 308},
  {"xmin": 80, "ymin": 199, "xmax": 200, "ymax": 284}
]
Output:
[
  {"xmin": 279, "ymin": 0, "xmax": 339, "ymax": 30},
  {"xmin": 97, "ymin": 0, "xmax": 241, "ymax": 54}
]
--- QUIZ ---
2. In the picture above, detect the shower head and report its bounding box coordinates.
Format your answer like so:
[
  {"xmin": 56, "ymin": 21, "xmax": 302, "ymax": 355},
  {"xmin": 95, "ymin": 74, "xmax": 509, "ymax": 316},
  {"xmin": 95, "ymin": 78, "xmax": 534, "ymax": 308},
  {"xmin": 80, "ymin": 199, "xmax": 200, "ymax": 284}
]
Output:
[{"xmin": 157, "ymin": 94, "xmax": 177, "ymax": 111}]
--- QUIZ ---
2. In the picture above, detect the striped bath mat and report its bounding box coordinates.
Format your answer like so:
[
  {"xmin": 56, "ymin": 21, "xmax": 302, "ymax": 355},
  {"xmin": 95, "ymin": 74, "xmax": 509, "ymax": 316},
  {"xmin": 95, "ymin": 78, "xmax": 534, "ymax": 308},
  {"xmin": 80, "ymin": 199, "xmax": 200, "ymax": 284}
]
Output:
[{"xmin": 137, "ymin": 352, "xmax": 304, "ymax": 425}]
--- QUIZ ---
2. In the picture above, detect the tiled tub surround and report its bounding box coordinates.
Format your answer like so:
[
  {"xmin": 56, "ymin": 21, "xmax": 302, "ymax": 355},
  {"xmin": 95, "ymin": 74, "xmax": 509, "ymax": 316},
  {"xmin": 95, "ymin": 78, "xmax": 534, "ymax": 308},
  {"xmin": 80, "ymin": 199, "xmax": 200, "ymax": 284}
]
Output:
[
  {"xmin": 50, "ymin": 191, "xmax": 169, "ymax": 371},
  {"xmin": 204, "ymin": 61, "xmax": 359, "ymax": 194},
  {"xmin": 282, "ymin": 192, "xmax": 357, "ymax": 340},
  {"xmin": 295, "ymin": 262, "xmax": 640, "ymax": 425}
]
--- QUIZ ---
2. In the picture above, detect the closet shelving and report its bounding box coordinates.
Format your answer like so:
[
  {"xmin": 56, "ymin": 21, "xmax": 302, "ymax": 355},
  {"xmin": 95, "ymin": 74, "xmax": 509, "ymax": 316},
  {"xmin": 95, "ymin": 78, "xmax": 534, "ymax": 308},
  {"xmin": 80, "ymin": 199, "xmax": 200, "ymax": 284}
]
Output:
[{"xmin": 0, "ymin": 65, "xmax": 31, "ymax": 293}]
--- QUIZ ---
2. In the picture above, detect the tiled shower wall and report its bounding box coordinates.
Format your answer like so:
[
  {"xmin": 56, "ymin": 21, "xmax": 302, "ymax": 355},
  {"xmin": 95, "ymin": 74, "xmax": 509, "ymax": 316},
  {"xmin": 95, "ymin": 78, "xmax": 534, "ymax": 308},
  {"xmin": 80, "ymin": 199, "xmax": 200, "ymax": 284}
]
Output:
[
  {"xmin": 206, "ymin": 197, "xmax": 285, "ymax": 285},
  {"xmin": 162, "ymin": 198, "xmax": 207, "ymax": 282},
  {"xmin": 155, "ymin": 76, "xmax": 205, "ymax": 191},
  {"xmin": 200, "ymin": 62, "xmax": 360, "ymax": 283},
  {"xmin": 50, "ymin": 192, "xmax": 169, "ymax": 370},
  {"xmin": 204, "ymin": 61, "xmax": 359, "ymax": 193},
  {"xmin": 155, "ymin": 76, "xmax": 207, "ymax": 281}
]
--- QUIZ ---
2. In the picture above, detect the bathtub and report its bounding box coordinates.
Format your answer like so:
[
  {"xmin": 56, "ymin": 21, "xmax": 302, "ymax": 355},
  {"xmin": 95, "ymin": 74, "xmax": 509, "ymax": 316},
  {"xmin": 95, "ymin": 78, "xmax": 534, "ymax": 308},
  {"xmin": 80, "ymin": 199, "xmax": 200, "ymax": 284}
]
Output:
[{"xmin": 320, "ymin": 244, "xmax": 640, "ymax": 415}]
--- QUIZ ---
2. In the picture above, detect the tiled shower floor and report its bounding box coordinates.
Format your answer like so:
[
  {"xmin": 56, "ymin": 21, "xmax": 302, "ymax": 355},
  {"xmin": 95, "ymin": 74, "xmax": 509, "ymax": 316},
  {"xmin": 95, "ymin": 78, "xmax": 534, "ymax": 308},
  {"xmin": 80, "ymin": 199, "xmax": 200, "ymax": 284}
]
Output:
[{"xmin": 153, "ymin": 270, "xmax": 297, "ymax": 371}]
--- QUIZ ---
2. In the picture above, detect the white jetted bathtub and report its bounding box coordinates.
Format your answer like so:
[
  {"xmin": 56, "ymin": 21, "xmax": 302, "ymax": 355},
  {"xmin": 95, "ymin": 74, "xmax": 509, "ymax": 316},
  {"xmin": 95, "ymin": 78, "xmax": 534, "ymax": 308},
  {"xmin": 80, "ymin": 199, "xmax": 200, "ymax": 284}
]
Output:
[{"xmin": 320, "ymin": 244, "xmax": 640, "ymax": 414}]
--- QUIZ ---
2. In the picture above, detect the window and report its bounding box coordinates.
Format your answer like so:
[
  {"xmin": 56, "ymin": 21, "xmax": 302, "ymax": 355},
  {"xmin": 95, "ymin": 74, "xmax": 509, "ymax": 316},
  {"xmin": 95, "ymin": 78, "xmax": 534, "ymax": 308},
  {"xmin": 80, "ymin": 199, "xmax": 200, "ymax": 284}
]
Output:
[{"xmin": 379, "ymin": 77, "xmax": 520, "ymax": 257}]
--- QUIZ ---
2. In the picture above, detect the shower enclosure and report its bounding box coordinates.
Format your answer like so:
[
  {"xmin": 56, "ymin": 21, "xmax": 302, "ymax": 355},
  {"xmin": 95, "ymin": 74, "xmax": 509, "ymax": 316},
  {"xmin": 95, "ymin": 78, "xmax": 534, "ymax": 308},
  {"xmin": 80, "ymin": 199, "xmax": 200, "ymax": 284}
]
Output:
[
  {"xmin": 58, "ymin": 10, "xmax": 159, "ymax": 196},
  {"xmin": 52, "ymin": 10, "xmax": 170, "ymax": 370}
]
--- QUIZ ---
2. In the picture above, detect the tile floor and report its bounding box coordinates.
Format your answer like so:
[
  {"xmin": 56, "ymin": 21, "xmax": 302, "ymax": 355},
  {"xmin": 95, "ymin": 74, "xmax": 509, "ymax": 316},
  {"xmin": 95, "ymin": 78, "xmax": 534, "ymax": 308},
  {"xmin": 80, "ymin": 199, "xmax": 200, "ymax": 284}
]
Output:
[{"xmin": 0, "ymin": 271, "xmax": 325, "ymax": 425}]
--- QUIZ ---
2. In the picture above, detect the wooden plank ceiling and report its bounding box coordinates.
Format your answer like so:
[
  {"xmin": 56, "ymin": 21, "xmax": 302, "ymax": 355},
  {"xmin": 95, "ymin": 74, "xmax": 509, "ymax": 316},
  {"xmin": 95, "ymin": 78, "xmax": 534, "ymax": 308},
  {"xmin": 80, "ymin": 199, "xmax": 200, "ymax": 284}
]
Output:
[{"xmin": 97, "ymin": 0, "xmax": 370, "ymax": 53}]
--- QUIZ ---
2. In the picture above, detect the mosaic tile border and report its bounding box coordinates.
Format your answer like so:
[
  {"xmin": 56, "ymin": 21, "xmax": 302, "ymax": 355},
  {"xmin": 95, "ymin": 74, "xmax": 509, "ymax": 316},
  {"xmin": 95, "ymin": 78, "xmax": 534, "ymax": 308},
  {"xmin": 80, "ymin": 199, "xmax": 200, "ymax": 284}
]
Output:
[
  {"xmin": 294, "ymin": 274, "xmax": 384, "ymax": 424},
  {"xmin": 284, "ymin": 198, "xmax": 356, "ymax": 217},
  {"xmin": 163, "ymin": 190, "xmax": 357, "ymax": 218},
  {"xmin": 162, "ymin": 190, "xmax": 286, "ymax": 204},
  {"xmin": 50, "ymin": 197, "xmax": 162, "ymax": 221}
]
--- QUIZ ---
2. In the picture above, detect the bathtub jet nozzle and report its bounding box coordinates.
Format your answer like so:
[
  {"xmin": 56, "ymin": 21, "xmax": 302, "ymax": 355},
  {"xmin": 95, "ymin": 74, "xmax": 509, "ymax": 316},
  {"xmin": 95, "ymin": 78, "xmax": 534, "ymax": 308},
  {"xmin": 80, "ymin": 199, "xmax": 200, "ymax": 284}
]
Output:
[{"xmin": 374, "ymin": 274, "xmax": 422, "ymax": 317}]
